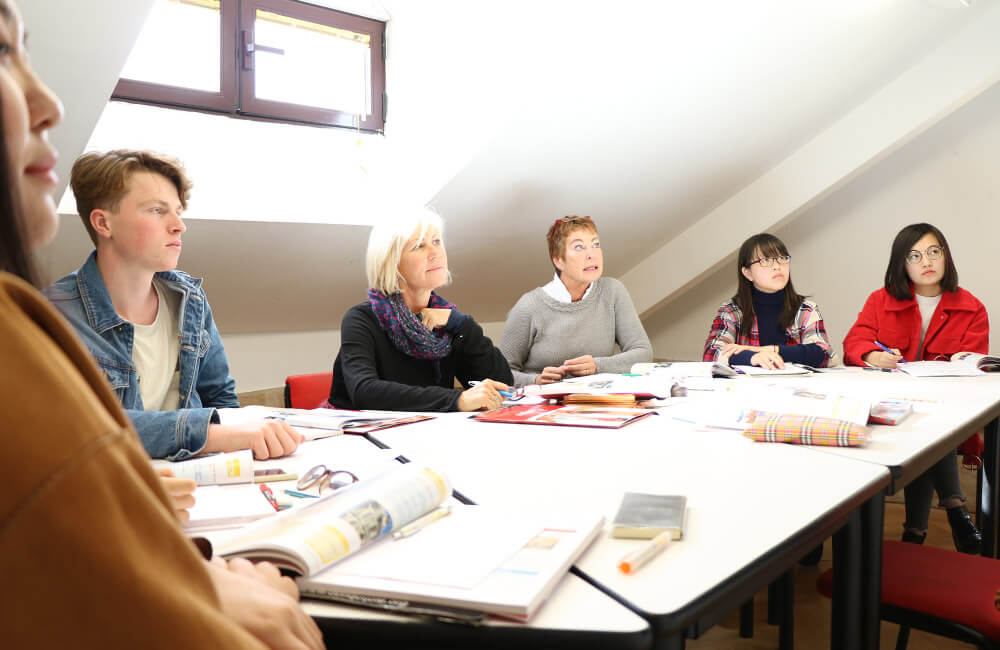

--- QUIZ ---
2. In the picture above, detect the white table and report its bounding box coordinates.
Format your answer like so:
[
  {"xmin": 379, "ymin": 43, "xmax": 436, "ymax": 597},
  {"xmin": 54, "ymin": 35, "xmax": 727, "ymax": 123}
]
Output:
[
  {"xmin": 367, "ymin": 412, "xmax": 890, "ymax": 650},
  {"xmin": 213, "ymin": 415, "xmax": 653, "ymax": 649}
]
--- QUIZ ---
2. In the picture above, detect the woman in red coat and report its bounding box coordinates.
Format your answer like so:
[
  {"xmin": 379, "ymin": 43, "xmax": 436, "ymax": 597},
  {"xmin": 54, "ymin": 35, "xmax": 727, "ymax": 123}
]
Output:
[{"xmin": 844, "ymin": 223, "xmax": 987, "ymax": 553}]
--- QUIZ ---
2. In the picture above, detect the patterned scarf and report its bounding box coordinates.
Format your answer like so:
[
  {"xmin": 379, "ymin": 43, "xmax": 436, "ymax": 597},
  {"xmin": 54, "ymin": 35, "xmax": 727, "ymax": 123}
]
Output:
[{"xmin": 367, "ymin": 289, "xmax": 457, "ymax": 360}]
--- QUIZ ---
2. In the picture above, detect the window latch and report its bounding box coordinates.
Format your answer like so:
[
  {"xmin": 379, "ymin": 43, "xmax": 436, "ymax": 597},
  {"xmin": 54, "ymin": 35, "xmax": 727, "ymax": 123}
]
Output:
[{"xmin": 242, "ymin": 30, "xmax": 285, "ymax": 70}]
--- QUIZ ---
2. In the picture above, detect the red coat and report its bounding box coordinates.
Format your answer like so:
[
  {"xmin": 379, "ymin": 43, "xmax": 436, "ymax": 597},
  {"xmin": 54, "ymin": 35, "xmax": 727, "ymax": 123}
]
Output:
[{"xmin": 843, "ymin": 286, "xmax": 989, "ymax": 366}]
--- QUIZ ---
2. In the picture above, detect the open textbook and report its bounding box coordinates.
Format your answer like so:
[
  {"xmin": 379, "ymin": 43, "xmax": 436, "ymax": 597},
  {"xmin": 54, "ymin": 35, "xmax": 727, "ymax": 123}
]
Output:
[
  {"xmin": 216, "ymin": 462, "xmax": 603, "ymax": 620},
  {"xmin": 535, "ymin": 372, "xmax": 674, "ymax": 400},
  {"xmin": 899, "ymin": 351, "xmax": 1000, "ymax": 377}
]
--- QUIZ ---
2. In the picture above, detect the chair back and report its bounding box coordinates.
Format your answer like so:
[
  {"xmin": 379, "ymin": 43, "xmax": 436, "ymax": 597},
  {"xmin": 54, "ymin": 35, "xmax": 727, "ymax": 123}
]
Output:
[{"xmin": 284, "ymin": 372, "xmax": 333, "ymax": 409}]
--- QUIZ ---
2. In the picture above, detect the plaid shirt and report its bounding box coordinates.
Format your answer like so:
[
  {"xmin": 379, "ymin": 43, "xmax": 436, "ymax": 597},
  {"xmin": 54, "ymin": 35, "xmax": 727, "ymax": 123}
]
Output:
[{"xmin": 702, "ymin": 298, "xmax": 836, "ymax": 366}]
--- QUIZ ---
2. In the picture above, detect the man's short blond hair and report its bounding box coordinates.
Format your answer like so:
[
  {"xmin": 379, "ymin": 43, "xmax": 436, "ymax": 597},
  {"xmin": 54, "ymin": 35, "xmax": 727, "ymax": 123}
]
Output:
[
  {"xmin": 71, "ymin": 150, "xmax": 192, "ymax": 245},
  {"xmin": 366, "ymin": 207, "xmax": 449, "ymax": 295}
]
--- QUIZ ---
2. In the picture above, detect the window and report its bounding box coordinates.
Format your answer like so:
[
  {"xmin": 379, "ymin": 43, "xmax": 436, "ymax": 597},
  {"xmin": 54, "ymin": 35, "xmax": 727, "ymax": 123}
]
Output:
[{"xmin": 113, "ymin": 0, "xmax": 386, "ymax": 131}]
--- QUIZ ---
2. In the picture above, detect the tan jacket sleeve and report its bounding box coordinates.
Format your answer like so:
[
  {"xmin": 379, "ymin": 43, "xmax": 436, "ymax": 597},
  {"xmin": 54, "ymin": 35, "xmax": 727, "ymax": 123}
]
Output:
[{"xmin": 0, "ymin": 273, "xmax": 265, "ymax": 649}]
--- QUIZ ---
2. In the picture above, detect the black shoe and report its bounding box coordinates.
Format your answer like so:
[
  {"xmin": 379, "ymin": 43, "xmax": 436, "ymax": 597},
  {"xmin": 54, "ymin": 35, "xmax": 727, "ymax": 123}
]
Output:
[
  {"xmin": 799, "ymin": 543, "xmax": 823, "ymax": 566},
  {"xmin": 947, "ymin": 505, "xmax": 982, "ymax": 555},
  {"xmin": 901, "ymin": 528, "xmax": 926, "ymax": 544}
]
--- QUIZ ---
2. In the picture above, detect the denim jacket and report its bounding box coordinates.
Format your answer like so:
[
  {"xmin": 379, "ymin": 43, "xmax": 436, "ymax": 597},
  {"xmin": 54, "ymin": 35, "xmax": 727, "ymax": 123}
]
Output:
[{"xmin": 44, "ymin": 251, "xmax": 239, "ymax": 460}]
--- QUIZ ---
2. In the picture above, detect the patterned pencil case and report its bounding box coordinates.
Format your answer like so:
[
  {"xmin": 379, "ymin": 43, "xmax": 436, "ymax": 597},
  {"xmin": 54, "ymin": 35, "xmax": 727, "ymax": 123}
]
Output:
[{"xmin": 742, "ymin": 411, "xmax": 868, "ymax": 447}]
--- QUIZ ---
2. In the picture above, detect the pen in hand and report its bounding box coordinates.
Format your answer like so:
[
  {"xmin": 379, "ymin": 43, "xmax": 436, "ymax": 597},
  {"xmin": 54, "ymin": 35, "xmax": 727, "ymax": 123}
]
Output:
[
  {"xmin": 874, "ymin": 340, "xmax": 906, "ymax": 363},
  {"xmin": 617, "ymin": 531, "xmax": 672, "ymax": 574}
]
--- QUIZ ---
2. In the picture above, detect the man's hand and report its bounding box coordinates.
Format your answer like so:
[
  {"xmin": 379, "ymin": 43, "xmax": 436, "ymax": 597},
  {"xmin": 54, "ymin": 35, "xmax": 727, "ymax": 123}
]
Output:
[{"xmin": 204, "ymin": 420, "xmax": 304, "ymax": 459}]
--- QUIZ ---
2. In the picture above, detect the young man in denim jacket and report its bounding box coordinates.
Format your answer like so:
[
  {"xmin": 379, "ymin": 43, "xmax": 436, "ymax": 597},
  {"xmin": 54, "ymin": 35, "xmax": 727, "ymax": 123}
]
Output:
[{"xmin": 45, "ymin": 150, "xmax": 302, "ymax": 460}]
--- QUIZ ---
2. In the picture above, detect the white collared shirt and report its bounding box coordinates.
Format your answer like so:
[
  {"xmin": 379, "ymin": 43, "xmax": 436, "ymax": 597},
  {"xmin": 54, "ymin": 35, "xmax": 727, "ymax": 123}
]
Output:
[{"xmin": 542, "ymin": 272, "xmax": 595, "ymax": 303}]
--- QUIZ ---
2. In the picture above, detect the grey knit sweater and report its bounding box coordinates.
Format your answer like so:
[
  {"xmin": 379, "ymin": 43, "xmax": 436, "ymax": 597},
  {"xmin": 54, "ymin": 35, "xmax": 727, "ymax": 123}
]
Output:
[{"xmin": 499, "ymin": 277, "xmax": 653, "ymax": 386}]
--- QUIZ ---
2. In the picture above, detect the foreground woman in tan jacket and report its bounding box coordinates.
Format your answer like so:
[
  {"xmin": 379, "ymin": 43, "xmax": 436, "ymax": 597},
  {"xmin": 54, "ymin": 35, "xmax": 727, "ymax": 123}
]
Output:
[{"xmin": 0, "ymin": 1, "xmax": 322, "ymax": 647}]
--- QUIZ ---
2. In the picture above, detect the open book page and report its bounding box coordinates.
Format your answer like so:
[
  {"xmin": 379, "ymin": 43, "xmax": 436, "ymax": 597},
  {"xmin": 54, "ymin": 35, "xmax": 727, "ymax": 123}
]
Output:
[
  {"xmin": 299, "ymin": 506, "xmax": 605, "ymax": 620},
  {"xmin": 221, "ymin": 406, "xmax": 433, "ymax": 441},
  {"xmin": 732, "ymin": 365, "xmax": 811, "ymax": 376},
  {"xmin": 153, "ymin": 449, "xmax": 253, "ymax": 485},
  {"xmin": 536, "ymin": 373, "xmax": 673, "ymax": 399},
  {"xmin": 951, "ymin": 351, "xmax": 1000, "ymax": 372},
  {"xmin": 185, "ymin": 484, "xmax": 276, "ymax": 531},
  {"xmin": 898, "ymin": 361, "xmax": 983, "ymax": 377},
  {"xmin": 631, "ymin": 361, "xmax": 738, "ymax": 378},
  {"xmin": 217, "ymin": 463, "xmax": 451, "ymax": 576}
]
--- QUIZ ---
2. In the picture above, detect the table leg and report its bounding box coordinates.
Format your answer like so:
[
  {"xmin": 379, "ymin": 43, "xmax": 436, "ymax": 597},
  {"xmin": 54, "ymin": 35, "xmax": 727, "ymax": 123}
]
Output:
[
  {"xmin": 981, "ymin": 418, "xmax": 1000, "ymax": 559},
  {"xmin": 739, "ymin": 599, "xmax": 754, "ymax": 638},
  {"xmin": 831, "ymin": 509, "xmax": 862, "ymax": 650},
  {"xmin": 777, "ymin": 570, "xmax": 794, "ymax": 650},
  {"xmin": 860, "ymin": 491, "xmax": 884, "ymax": 650}
]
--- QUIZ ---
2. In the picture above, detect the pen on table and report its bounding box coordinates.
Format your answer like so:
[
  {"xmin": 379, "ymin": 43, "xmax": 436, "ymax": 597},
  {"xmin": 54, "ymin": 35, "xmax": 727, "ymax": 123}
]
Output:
[
  {"xmin": 284, "ymin": 488, "xmax": 320, "ymax": 499},
  {"xmin": 874, "ymin": 340, "xmax": 906, "ymax": 363},
  {"xmin": 468, "ymin": 380, "xmax": 513, "ymax": 399},
  {"xmin": 617, "ymin": 531, "xmax": 672, "ymax": 574},
  {"xmin": 259, "ymin": 484, "xmax": 288, "ymax": 511},
  {"xmin": 393, "ymin": 505, "xmax": 452, "ymax": 540}
]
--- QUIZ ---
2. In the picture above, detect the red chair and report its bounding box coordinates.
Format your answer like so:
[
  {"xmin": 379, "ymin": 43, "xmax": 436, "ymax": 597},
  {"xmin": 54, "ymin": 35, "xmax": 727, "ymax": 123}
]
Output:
[
  {"xmin": 284, "ymin": 372, "xmax": 333, "ymax": 409},
  {"xmin": 817, "ymin": 540, "xmax": 1000, "ymax": 650}
]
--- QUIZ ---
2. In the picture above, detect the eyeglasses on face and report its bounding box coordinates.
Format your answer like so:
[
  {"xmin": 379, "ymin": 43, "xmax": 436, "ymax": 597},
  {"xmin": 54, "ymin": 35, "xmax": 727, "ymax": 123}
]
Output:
[
  {"xmin": 905, "ymin": 245, "xmax": 944, "ymax": 265},
  {"xmin": 749, "ymin": 255, "xmax": 791, "ymax": 269},
  {"xmin": 297, "ymin": 465, "xmax": 359, "ymax": 494}
]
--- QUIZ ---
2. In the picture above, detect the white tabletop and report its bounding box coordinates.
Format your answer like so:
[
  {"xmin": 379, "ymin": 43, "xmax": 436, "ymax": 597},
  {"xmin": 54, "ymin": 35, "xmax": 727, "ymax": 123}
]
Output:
[
  {"xmin": 215, "ymin": 410, "xmax": 653, "ymax": 647},
  {"xmin": 369, "ymin": 412, "xmax": 889, "ymax": 619},
  {"xmin": 747, "ymin": 370, "xmax": 1000, "ymax": 488}
]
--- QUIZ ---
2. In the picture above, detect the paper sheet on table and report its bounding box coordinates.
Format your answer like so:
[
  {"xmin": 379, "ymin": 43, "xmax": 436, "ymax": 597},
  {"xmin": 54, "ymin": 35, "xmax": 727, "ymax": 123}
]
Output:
[{"xmin": 322, "ymin": 506, "xmax": 539, "ymax": 589}]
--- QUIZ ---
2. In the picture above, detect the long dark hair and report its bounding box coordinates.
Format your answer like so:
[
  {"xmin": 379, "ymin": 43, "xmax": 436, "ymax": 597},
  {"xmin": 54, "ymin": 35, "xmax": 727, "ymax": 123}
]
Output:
[
  {"xmin": 0, "ymin": 104, "xmax": 39, "ymax": 287},
  {"xmin": 733, "ymin": 233, "xmax": 805, "ymax": 339},
  {"xmin": 884, "ymin": 223, "xmax": 958, "ymax": 301}
]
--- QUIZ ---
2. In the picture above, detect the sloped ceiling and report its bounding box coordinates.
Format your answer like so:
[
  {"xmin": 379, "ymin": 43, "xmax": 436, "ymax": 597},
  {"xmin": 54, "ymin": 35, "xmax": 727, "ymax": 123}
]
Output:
[{"xmin": 29, "ymin": 0, "xmax": 998, "ymax": 333}]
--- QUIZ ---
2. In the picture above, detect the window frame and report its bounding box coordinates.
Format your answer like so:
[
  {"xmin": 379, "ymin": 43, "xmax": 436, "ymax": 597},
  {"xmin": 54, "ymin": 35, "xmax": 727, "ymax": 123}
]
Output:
[{"xmin": 111, "ymin": 0, "xmax": 386, "ymax": 131}]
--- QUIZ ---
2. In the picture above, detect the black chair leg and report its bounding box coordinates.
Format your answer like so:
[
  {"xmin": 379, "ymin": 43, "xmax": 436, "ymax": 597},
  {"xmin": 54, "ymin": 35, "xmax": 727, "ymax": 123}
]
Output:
[
  {"xmin": 894, "ymin": 624, "xmax": 910, "ymax": 650},
  {"xmin": 768, "ymin": 580, "xmax": 780, "ymax": 625}
]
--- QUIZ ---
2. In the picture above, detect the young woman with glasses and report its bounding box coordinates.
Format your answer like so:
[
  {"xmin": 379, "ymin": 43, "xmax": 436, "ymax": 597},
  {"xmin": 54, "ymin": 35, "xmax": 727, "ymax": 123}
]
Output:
[
  {"xmin": 703, "ymin": 233, "xmax": 836, "ymax": 370},
  {"xmin": 844, "ymin": 222, "xmax": 987, "ymax": 553}
]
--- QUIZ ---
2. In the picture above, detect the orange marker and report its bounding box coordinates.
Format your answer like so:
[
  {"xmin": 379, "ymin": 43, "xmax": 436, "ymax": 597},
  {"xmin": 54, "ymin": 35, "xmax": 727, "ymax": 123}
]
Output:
[{"xmin": 617, "ymin": 531, "xmax": 672, "ymax": 574}]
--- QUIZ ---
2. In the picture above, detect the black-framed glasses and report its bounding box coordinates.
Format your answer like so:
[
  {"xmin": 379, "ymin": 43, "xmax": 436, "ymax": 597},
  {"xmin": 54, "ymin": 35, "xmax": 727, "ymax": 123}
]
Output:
[
  {"xmin": 297, "ymin": 465, "xmax": 359, "ymax": 494},
  {"xmin": 905, "ymin": 245, "xmax": 944, "ymax": 265},
  {"xmin": 749, "ymin": 255, "xmax": 791, "ymax": 269}
]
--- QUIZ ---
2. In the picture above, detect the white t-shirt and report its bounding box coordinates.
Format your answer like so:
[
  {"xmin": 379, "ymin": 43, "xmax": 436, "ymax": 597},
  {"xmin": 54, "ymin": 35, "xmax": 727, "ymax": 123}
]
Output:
[
  {"xmin": 915, "ymin": 292, "xmax": 942, "ymax": 359},
  {"xmin": 130, "ymin": 279, "xmax": 181, "ymax": 411}
]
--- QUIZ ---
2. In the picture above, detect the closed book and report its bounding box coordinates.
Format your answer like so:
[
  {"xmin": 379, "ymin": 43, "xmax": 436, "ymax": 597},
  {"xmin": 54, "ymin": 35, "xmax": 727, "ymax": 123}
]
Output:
[{"xmin": 611, "ymin": 492, "xmax": 687, "ymax": 540}]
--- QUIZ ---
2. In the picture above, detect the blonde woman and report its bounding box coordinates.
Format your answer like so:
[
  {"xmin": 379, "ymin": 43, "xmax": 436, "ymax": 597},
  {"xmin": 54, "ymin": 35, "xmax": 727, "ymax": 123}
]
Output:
[{"xmin": 330, "ymin": 208, "xmax": 512, "ymax": 411}]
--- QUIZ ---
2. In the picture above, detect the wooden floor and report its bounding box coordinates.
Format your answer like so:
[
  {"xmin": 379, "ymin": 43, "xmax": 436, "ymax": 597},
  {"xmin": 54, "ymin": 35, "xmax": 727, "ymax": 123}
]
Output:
[{"xmin": 688, "ymin": 462, "xmax": 980, "ymax": 649}]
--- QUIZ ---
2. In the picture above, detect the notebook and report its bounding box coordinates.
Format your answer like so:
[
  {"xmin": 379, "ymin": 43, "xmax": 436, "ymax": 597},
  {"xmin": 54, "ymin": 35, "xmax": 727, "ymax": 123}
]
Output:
[{"xmin": 611, "ymin": 492, "xmax": 687, "ymax": 540}]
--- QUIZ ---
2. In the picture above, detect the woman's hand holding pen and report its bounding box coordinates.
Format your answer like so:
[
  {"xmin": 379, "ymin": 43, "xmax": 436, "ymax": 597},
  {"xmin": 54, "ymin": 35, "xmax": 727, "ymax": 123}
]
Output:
[
  {"xmin": 863, "ymin": 348, "xmax": 903, "ymax": 368},
  {"xmin": 458, "ymin": 379, "xmax": 509, "ymax": 411},
  {"xmin": 155, "ymin": 466, "xmax": 196, "ymax": 524}
]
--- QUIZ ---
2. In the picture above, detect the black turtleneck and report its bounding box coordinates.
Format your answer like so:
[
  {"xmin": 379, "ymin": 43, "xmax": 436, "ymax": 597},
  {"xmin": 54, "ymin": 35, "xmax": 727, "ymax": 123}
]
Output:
[{"xmin": 729, "ymin": 287, "xmax": 826, "ymax": 367}]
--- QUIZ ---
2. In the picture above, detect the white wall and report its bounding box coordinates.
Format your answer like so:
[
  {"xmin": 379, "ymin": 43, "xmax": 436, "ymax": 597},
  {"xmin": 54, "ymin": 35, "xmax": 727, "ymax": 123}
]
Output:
[
  {"xmin": 644, "ymin": 79, "xmax": 1000, "ymax": 362},
  {"xmin": 225, "ymin": 321, "xmax": 507, "ymax": 392}
]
